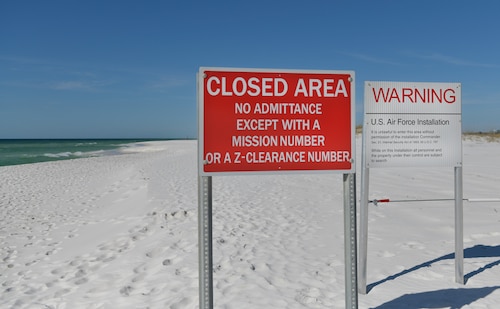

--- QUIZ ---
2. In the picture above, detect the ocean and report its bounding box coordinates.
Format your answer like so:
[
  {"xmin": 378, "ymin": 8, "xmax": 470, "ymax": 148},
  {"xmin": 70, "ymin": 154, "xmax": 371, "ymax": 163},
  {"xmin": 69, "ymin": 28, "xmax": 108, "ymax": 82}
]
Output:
[{"xmin": 0, "ymin": 139, "xmax": 154, "ymax": 167}]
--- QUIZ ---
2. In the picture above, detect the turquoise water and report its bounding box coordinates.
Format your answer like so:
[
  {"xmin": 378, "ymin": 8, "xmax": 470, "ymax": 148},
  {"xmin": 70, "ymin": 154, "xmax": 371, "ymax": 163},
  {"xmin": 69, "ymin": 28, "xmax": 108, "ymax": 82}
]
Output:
[{"xmin": 0, "ymin": 139, "xmax": 152, "ymax": 167}]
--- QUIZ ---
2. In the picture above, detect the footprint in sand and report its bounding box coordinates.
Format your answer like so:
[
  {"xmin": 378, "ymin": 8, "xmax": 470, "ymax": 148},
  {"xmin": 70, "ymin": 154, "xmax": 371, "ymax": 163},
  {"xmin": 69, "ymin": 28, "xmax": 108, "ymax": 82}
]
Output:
[
  {"xmin": 377, "ymin": 250, "xmax": 396, "ymax": 258},
  {"xmin": 25, "ymin": 259, "xmax": 40, "ymax": 266},
  {"xmin": 119, "ymin": 285, "xmax": 133, "ymax": 296},
  {"xmin": 145, "ymin": 247, "xmax": 164, "ymax": 258},
  {"xmin": 165, "ymin": 210, "xmax": 193, "ymax": 220},
  {"xmin": 295, "ymin": 287, "xmax": 326, "ymax": 307},
  {"xmin": 400, "ymin": 241, "xmax": 425, "ymax": 250}
]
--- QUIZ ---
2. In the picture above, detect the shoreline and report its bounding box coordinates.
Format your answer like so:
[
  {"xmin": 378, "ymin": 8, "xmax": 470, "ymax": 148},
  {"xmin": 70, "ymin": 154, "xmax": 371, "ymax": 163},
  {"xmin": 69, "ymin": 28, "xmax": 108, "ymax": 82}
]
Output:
[{"xmin": 0, "ymin": 139, "xmax": 193, "ymax": 167}]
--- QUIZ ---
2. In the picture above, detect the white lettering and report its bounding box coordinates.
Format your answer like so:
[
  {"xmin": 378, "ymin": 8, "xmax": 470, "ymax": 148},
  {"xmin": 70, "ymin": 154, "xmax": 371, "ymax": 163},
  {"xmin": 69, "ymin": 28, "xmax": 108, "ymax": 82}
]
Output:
[
  {"xmin": 279, "ymin": 135, "xmax": 325, "ymax": 147},
  {"xmin": 245, "ymin": 151, "xmax": 306, "ymax": 164},
  {"xmin": 334, "ymin": 79, "xmax": 348, "ymax": 97},
  {"xmin": 248, "ymin": 77, "xmax": 260, "ymax": 96},
  {"xmin": 294, "ymin": 78, "xmax": 349, "ymax": 97},
  {"xmin": 206, "ymin": 76, "xmax": 220, "ymax": 96},
  {"xmin": 224, "ymin": 152, "xmax": 231, "ymax": 163},
  {"xmin": 307, "ymin": 151, "xmax": 350, "ymax": 162},
  {"xmin": 236, "ymin": 119, "xmax": 278, "ymax": 131},
  {"xmin": 235, "ymin": 102, "xmax": 251, "ymax": 114},
  {"xmin": 232, "ymin": 135, "xmax": 279, "ymax": 147},
  {"xmin": 324, "ymin": 79, "xmax": 334, "ymax": 97},
  {"xmin": 312, "ymin": 119, "xmax": 321, "ymax": 130},
  {"xmin": 253, "ymin": 103, "xmax": 322, "ymax": 115},
  {"xmin": 205, "ymin": 152, "xmax": 221, "ymax": 164},
  {"xmin": 232, "ymin": 77, "xmax": 247, "ymax": 96},
  {"xmin": 206, "ymin": 76, "xmax": 289, "ymax": 97},
  {"xmin": 221, "ymin": 77, "xmax": 232, "ymax": 96},
  {"xmin": 281, "ymin": 119, "xmax": 310, "ymax": 130},
  {"xmin": 262, "ymin": 78, "xmax": 273, "ymax": 96},
  {"xmin": 294, "ymin": 79, "xmax": 307, "ymax": 97}
]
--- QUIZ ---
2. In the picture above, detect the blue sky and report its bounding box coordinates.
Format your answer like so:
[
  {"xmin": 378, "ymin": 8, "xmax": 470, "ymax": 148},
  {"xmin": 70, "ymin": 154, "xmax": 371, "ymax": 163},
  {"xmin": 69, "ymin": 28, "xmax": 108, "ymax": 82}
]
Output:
[{"xmin": 1, "ymin": 1, "xmax": 500, "ymax": 138}]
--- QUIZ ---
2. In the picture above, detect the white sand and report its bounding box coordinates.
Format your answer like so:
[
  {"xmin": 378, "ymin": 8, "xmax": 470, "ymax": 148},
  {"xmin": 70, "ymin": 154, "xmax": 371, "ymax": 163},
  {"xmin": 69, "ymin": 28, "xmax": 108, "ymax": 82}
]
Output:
[{"xmin": 1, "ymin": 138, "xmax": 500, "ymax": 308}]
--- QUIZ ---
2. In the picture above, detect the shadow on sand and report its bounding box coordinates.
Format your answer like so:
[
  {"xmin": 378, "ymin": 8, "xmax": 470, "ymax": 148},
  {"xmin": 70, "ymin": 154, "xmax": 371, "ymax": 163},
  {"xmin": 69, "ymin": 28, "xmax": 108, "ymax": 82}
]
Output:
[
  {"xmin": 371, "ymin": 286, "xmax": 500, "ymax": 309},
  {"xmin": 368, "ymin": 245, "xmax": 500, "ymax": 308}
]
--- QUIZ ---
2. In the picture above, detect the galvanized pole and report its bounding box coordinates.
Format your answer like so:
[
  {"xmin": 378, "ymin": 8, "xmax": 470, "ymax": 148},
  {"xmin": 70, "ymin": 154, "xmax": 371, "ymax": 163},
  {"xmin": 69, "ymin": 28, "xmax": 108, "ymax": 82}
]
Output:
[
  {"xmin": 358, "ymin": 121, "xmax": 370, "ymax": 295},
  {"xmin": 455, "ymin": 166, "xmax": 464, "ymax": 284},
  {"xmin": 344, "ymin": 173, "xmax": 359, "ymax": 309},
  {"xmin": 359, "ymin": 167, "xmax": 370, "ymax": 294},
  {"xmin": 198, "ymin": 175, "xmax": 214, "ymax": 309}
]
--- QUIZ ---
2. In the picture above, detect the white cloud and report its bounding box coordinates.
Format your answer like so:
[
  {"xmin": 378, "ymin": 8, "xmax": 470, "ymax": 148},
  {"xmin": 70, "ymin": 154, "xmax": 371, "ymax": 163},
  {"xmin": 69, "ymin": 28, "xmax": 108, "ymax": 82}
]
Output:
[
  {"xmin": 339, "ymin": 51, "xmax": 402, "ymax": 66},
  {"xmin": 148, "ymin": 77, "xmax": 188, "ymax": 90},
  {"xmin": 50, "ymin": 79, "xmax": 114, "ymax": 91},
  {"xmin": 51, "ymin": 81, "xmax": 89, "ymax": 90},
  {"xmin": 406, "ymin": 52, "xmax": 500, "ymax": 69}
]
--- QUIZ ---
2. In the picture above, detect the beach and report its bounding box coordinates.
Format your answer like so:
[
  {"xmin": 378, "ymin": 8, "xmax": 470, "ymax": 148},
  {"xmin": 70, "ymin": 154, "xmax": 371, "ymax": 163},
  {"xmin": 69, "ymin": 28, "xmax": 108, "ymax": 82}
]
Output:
[{"xmin": 1, "ymin": 138, "xmax": 500, "ymax": 308}]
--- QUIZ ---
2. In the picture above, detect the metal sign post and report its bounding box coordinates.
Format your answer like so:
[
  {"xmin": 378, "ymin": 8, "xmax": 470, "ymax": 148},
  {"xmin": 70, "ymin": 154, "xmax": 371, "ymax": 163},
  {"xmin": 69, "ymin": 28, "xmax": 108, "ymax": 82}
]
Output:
[
  {"xmin": 455, "ymin": 166, "xmax": 464, "ymax": 284},
  {"xmin": 358, "ymin": 167, "xmax": 370, "ymax": 295},
  {"xmin": 198, "ymin": 175, "xmax": 213, "ymax": 309},
  {"xmin": 344, "ymin": 173, "xmax": 358, "ymax": 309}
]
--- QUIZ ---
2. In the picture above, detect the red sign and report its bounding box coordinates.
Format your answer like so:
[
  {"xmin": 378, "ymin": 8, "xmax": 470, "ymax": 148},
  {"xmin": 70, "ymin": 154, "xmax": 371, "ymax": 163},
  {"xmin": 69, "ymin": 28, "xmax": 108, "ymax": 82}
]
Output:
[{"xmin": 198, "ymin": 67, "xmax": 355, "ymax": 175}]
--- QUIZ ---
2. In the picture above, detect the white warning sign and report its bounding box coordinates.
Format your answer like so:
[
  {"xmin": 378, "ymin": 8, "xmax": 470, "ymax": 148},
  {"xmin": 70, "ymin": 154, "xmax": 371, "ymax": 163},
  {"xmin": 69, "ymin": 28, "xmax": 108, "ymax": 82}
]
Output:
[{"xmin": 364, "ymin": 81, "xmax": 462, "ymax": 168}]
